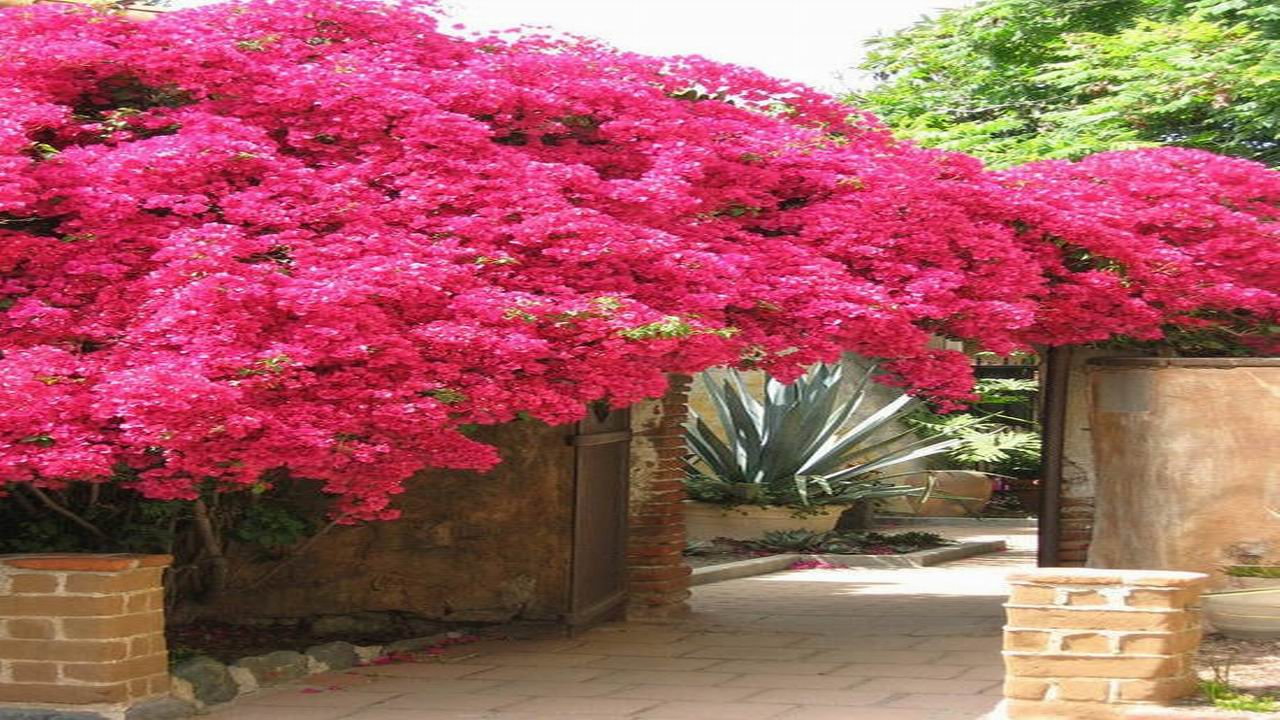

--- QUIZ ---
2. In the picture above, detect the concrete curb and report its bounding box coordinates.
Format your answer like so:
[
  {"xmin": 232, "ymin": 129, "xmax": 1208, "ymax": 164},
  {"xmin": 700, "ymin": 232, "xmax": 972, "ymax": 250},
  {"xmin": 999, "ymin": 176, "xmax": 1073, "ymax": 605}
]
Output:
[
  {"xmin": 812, "ymin": 539, "xmax": 1007, "ymax": 568},
  {"xmin": 690, "ymin": 539, "xmax": 1008, "ymax": 585},
  {"xmin": 875, "ymin": 516, "xmax": 1036, "ymax": 527},
  {"xmin": 690, "ymin": 554, "xmax": 799, "ymax": 586}
]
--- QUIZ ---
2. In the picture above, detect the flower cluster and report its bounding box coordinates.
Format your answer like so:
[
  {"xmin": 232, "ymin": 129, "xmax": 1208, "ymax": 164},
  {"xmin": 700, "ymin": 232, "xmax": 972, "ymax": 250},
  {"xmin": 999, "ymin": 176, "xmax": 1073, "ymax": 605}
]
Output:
[{"xmin": 1, "ymin": 0, "xmax": 1275, "ymax": 518}]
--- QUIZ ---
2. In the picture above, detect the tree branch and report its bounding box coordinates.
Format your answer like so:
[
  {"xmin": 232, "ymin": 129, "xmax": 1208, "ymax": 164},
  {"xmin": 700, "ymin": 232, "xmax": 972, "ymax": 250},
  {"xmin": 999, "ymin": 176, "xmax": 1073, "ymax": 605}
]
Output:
[{"xmin": 24, "ymin": 484, "xmax": 108, "ymax": 540}]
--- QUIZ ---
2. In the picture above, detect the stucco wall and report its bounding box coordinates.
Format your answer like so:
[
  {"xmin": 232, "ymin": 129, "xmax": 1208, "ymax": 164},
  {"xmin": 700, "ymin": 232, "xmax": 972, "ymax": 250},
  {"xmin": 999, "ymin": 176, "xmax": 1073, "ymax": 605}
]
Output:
[
  {"xmin": 1087, "ymin": 359, "xmax": 1280, "ymax": 586},
  {"xmin": 203, "ymin": 420, "xmax": 576, "ymax": 623},
  {"xmin": 1055, "ymin": 348, "xmax": 1118, "ymax": 564}
]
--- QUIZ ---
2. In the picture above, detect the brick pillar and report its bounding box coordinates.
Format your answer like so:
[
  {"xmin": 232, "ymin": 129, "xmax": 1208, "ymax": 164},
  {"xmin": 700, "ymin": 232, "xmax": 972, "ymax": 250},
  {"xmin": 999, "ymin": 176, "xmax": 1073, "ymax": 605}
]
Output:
[
  {"xmin": 1000, "ymin": 568, "xmax": 1208, "ymax": 720},
  {"xmin": 1057, "ymin": 497, "xmax": 1095, "ymax": 566},
  {"xmin": 0, "ymin": 554, "xmax": 171, "ymax": 713},
  {"xmin": 626, "ymin": 374, "xmax": 692, "ymax": 620}
]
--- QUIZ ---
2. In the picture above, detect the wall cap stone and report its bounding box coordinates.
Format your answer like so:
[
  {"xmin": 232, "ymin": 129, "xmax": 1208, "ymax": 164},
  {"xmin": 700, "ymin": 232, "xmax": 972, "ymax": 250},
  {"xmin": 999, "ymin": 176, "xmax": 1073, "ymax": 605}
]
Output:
[
  {"xmin": 1008, "ymin": 568, "xmax": 1209, "ymax": 589},
  {"xmin": 1088, "ymin": 357, "xmax": 1280, "ymax": 368},
  {"xmin": 0, "ymin": 554, "xmax": 172, "ymax": 572}
]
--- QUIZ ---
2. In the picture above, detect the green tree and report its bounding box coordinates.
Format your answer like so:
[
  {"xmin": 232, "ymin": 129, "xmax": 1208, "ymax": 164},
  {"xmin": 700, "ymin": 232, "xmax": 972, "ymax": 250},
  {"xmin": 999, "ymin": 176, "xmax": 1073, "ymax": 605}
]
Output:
[{"xmin": 858, "ymin": 0, "xmax": 1280, "ymax": 168}]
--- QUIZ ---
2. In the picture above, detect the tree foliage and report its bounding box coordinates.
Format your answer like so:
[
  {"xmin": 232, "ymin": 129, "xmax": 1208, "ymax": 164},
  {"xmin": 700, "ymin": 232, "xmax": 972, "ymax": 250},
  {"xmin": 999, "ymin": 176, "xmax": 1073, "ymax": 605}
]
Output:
[
  {"xmin": 1, "ymin": 0, "xmax": 1277, "ymax": 518},
  {"xmin": 860, "ymin": 0, "xmax": 1280, "ymax": 167}
]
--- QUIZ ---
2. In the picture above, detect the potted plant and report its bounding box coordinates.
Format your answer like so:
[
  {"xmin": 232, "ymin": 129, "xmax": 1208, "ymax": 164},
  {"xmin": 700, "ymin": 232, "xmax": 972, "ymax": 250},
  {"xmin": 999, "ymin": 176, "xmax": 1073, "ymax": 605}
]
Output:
[
  {"xmin": 1224, "ymin": 565, "xmax": 1280, "ymax": 589},
  {"xmin": 683, "ymin": 358, "xmax": 965, "ymax": 540},
  {"xmin": 1203, "ymin": 525, "xmax": 1274, "ymax": 635},
  {"xmin": 1203, "ymin": 566, "xmax": 1280, "ymax": 640},
  {"xmin": 902, "ymin": 377, "xmax": 1042, "ymax": 517}
]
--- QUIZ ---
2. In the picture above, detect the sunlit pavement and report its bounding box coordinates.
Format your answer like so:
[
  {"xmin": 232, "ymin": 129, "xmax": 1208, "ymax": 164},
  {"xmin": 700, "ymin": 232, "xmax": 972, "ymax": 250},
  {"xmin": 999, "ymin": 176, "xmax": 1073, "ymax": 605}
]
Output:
[{"xmin": 204, "ymin": 522, "xmax": 1035, "ymax": 719}]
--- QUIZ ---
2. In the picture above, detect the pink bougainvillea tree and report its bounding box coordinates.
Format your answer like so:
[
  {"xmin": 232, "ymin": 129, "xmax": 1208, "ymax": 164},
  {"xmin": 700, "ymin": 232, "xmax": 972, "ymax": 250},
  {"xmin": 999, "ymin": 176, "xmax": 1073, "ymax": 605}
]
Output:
[{"xmin": 1, "ymin": 0, "xmax": 1276, "ymax": 520}]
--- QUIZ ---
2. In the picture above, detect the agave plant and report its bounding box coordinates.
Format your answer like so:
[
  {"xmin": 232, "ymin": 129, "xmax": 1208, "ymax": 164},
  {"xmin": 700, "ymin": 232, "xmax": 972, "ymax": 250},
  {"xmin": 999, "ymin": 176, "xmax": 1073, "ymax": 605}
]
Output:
[{"xmin": 685, "ymin": 359, "xmax": 964, "ymax": 508}]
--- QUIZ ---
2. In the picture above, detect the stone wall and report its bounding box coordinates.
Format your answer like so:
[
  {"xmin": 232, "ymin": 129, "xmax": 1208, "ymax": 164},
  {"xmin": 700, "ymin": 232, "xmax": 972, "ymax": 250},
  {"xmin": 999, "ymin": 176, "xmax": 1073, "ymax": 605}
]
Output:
[
  {"xmin": 0, "ymin": 554, "xmax": 171, "ymax": 717},
  {"xmin": 202, "ymin": 420, "xmax": 576, "ymax": 624},
  {"xmin": 1087, "ymin": 359, "xmax": 1280, "ymax": 586}
]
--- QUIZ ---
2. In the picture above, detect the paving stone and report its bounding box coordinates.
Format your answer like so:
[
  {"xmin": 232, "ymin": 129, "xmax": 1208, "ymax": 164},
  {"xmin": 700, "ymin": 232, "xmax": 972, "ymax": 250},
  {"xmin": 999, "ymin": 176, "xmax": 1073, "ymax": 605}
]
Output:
[
  {"xmin": 682, "ymin": 645, "xmax": 818, "ymax": 660},
  {"xmin": 0, "ymin": 707, "xmax": 106, "ymax": 712},
  {"xmin": 721, "ymin": 674, "xmax": 865, "ymax": 690},
  {"xmin": 701, "ymin": 659, "xmax": 846, "ymax": 675},
  {"xmin": 607, "ymin": 684, "xmax": 764, "ymax": 702},
  {"xmin": 636, "ymin": 700, "xmax": 797, "ymax": 719},
  {"xmin": 494, "ymin": 696, "xmax": 660, "ymax": 715},
  {"xmin": 125, "ymin": 698, "xmax": 196, "ymax": 720},
  {"xmin": 591, "ymin": 669, "xmax": 741, "ymax": 686},
  {"xmin": 583, "ymin": 655, "xmax": 721, "ymax": 671},
  {"xmin": 740, "ymin": 688, "xmax": 893, "ymax": 706},
  {"xmin": 198, "ymin": 523, "xmax": 1036, "ymax": 720},
  {"xmin": 833, "ymin": 662, "xmax": 971, "ymax": 679}
]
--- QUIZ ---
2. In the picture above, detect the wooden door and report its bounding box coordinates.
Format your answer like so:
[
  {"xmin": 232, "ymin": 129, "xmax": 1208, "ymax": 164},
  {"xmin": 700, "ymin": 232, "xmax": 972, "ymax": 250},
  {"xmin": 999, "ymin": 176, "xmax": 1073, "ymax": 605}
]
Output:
[{"xmin": 566, "ymin": 406, "xmax": 631, "ymax": 628}]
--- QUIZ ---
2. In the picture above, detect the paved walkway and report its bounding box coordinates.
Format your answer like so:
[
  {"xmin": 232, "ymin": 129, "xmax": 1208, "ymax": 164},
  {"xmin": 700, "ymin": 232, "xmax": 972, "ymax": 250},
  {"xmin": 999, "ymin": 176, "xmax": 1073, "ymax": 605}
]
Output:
[{"xmin": 205, "ymin": 523, "xmax": 1035, "ymax": 720}]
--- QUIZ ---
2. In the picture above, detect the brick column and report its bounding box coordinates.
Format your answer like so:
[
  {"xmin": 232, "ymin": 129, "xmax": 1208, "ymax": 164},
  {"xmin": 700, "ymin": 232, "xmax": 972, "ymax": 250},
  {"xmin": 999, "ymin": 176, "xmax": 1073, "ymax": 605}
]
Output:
[
  {"xmin": 1000, "ymin": 568, "xmax": 1208, "ymax": 720},
  {"xmin": 1057, "ymin": 497, "xmax": 1095, "ymax": 566},
  {"xmin": 0, "ymin": 554, "xmax": 171, "ymax": 713},
  {"xmin": 626, "ymin": 374, "xmax": 692, "ymax": 620}
]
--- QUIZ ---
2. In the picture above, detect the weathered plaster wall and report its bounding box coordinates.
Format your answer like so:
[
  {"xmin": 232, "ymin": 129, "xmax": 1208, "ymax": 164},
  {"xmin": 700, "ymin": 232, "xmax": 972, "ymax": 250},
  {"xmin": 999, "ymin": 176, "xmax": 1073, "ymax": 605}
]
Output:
[
  {"xmin": 204, "ymin": 421, "xmax": 576, "ymax": 623},
  {"xmin": 1055, "ymin": 348, "xmax": 1116, "ymax": 565},
  {"xmin": 1088, "ymin": 359, "xmax": 1280, "ymax": 586}
]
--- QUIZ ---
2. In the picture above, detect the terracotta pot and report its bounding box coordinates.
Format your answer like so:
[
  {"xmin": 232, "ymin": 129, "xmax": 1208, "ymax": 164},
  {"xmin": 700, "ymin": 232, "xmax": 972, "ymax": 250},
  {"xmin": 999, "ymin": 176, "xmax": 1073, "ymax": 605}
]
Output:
[
  {"xmin": 880, "ymin": 471, "xmax": 994, "ymax": 517},
  {"xmin": 682, "ymin": 501, "xmax": 841, "ymax": 541},
  {"xmin": 1203, "ymin": 585, "xmax": 1280, "ymax": 640}
]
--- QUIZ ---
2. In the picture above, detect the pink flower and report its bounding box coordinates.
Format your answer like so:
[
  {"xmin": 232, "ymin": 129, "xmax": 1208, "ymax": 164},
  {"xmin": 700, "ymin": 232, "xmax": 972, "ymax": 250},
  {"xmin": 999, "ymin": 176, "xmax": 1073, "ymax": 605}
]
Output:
[{"xmin": 0, "ymin": 0, "xmax": 1274, "ymax": 517}]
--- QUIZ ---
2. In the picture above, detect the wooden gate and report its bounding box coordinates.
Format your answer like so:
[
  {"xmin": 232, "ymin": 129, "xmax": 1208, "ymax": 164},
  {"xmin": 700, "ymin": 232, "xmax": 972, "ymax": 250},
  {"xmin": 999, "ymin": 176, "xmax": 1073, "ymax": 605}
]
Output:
[{"xmin": 566, "ymin": 406, "xmax": 632, "ymax": 628}]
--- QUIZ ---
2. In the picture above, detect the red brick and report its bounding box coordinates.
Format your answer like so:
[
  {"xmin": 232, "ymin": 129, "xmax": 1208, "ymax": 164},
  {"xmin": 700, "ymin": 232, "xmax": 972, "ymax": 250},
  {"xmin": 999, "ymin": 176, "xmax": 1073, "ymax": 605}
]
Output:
[
  {"xmin": 62, "ymin": 652, "xmax": 167, "ymax": 682},
  {"xmin": 1004, "ymin": 653, "xmax": 1181, "ymax": 679},
  {"xmin": 65, "ymin": 567, "xmax": 163, "ymax": 594},
  {"xmin": 11, "ymin": 661, "xmax": 58, "ymax": 683},
  {"xmin": 1117, "ymin": 676, "xmax": 1198, "ymax": 702},
  {"xmin": 1005, "ymin": 607, "xmax": 1187, "ymax": 632},
  {"xmin": 8, "ymin": 574, "xmax": 60, "ymax": 594},
  {"xmin": 0, "ymin": 681, "xmax": 130, "ymax": 704},
  {"xmin": 629, "ymin": 565, "xmax": 691, "ymax": 582},
  {"xmin": 62, "ymin": 611, "xmax": 164, "ymax": 640},
  {"xmin": 0, "ymin": 638, "xmax": 129, "ymax": 662},
  {"xmin": 5, "ymin": 619, "xmax": 57, "ymax": 640},
  {"xmin": 4, "ymin": 555, "xmax": 135, "ymax": 572},
  {"xmin": 0, "ymin": 594, "xmax": 125, "ymax": 617},
  {"xmin": 1004, "ymin": 677, "xmax": 1050, "ymax": 700},
  {"xmin": 1005, "ymin": 630, "xmax": 1051, "ymax": 651},
  {"xmin": 1055, "ymin": 678, "xmax": 1111, "ymax": 702},
  {"xmin": 1004, "ymin": 699, "xmax": 1123, "ymax": 720},
  {"xmin": 125, "ymin": 589, "xmax": 164, "ymax": 613}
]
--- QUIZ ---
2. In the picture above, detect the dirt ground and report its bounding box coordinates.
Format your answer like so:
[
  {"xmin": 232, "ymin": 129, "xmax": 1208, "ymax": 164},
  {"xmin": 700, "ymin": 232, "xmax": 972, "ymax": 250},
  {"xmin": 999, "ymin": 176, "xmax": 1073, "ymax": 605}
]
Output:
[{"xmin": 1195, "ymin": 633, "xmax": 1280, "ymax": 695}]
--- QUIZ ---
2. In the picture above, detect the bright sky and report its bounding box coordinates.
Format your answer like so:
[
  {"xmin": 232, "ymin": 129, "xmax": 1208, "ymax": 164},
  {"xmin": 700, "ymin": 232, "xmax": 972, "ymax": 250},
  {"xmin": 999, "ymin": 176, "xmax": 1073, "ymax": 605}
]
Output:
[
  {"xmin": 171, "ymin": 0, "xmax": 975, "ymax": 92},
  {"xmin": 443, "ymin": 0, "xmax": 975, "ymax": 91}
]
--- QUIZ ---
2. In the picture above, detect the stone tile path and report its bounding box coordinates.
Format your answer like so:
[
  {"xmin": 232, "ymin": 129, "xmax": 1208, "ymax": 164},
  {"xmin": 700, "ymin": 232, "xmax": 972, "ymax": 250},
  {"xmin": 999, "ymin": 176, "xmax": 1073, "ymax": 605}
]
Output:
[{"xmin": 204, "ymin": 523, "xmax": 1035, "ymax": 720}]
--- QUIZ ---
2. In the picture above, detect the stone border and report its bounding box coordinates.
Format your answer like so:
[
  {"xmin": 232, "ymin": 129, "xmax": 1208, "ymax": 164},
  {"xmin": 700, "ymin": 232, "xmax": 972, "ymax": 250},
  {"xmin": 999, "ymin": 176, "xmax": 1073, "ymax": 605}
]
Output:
[
  {"xmin": 876, "ymin": 515, "xmax": 1036, "ymax": 527},
  {"xmin": 164, "ymin": 632, "xmax": 466, "ymax": 717},
  {"xmin": 815, "ymin": 539, "xmax": 1007, "ymax": 568},
  {"xmin": 690, "ymin": 539, "xmax": 1007, "ymax": 585},
  {"xmin": 1088, "ymin": 357, "xmax": 1280, "ymax": 368},
  {"xmin": 690, "ymin": 554, "xmax": 798, "ymax": 585}
]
